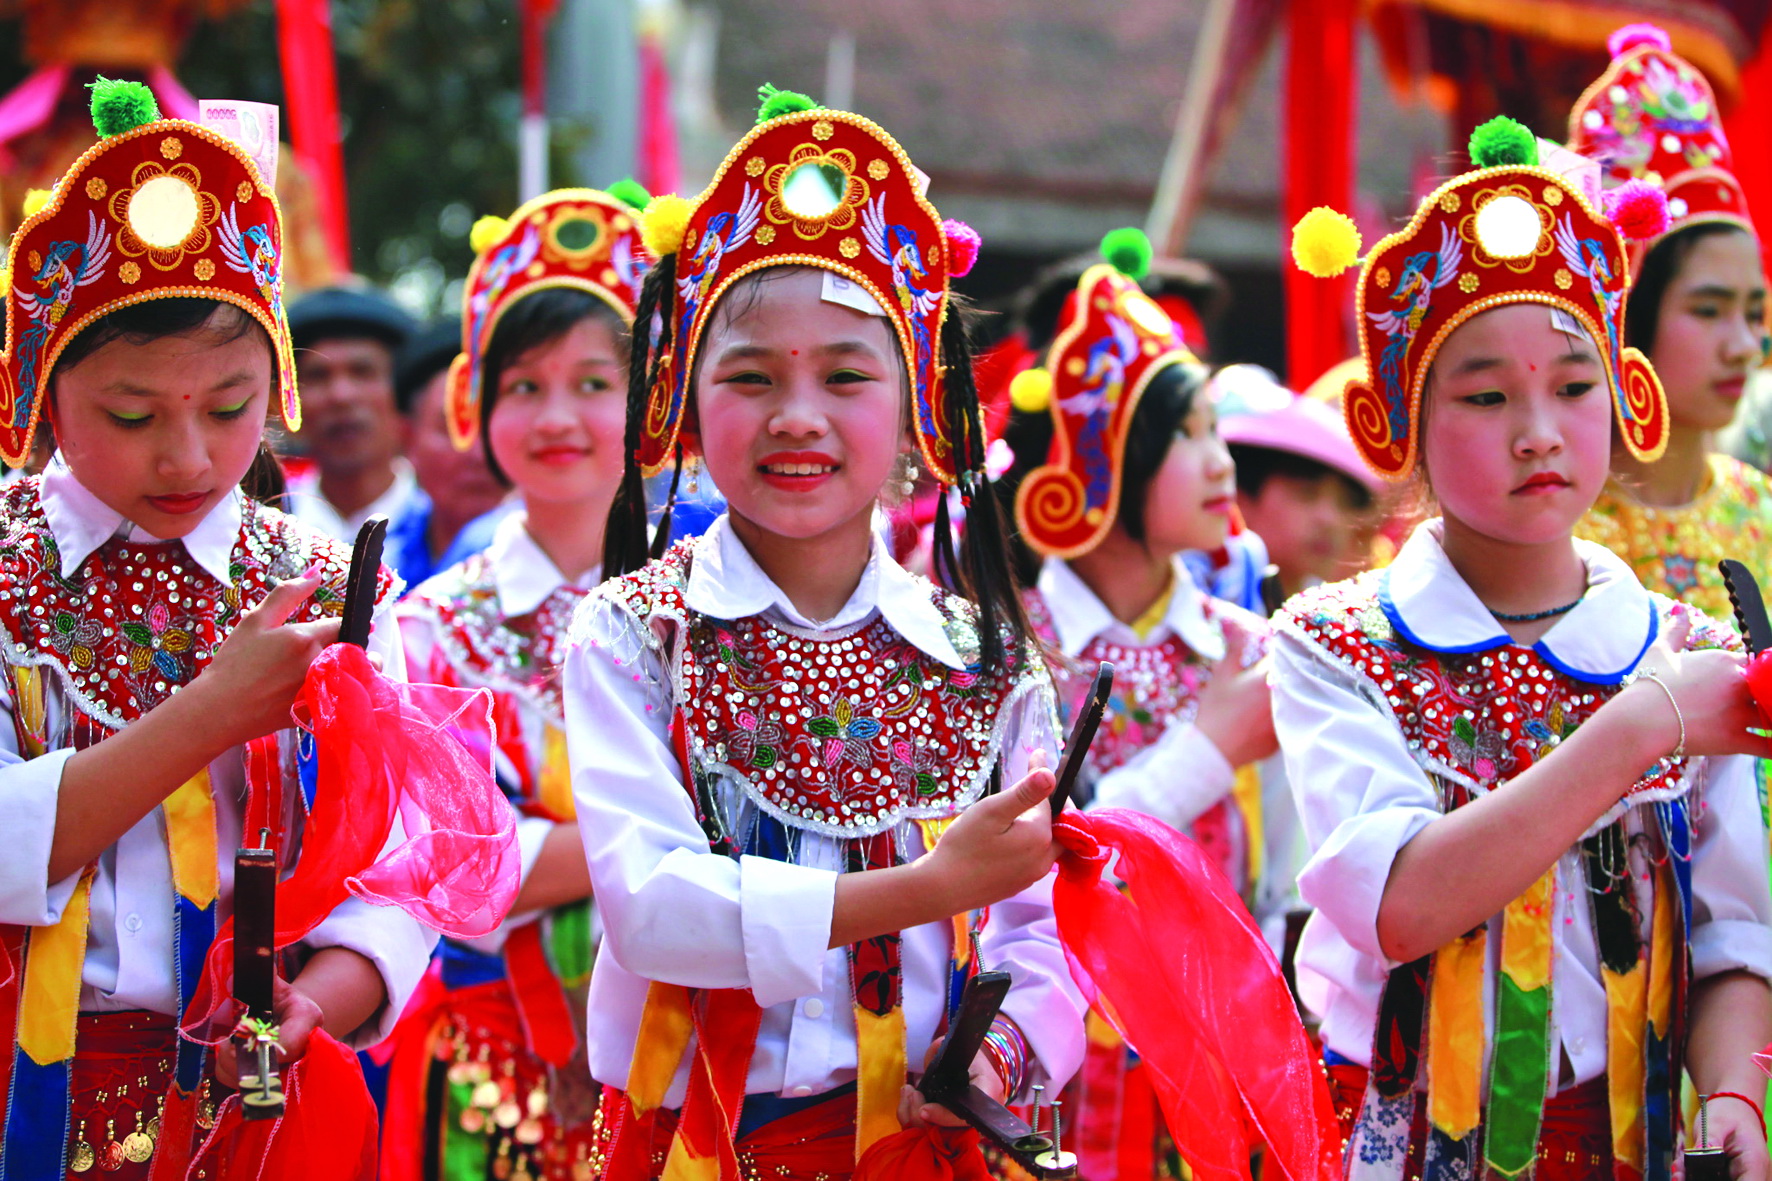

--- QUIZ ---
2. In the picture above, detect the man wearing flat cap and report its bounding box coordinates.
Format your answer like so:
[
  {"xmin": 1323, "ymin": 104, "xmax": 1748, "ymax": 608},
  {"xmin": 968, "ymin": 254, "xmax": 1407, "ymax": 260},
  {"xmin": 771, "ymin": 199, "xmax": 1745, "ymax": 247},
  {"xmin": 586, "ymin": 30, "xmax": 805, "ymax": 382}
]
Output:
[{"xmin": 285, "ymin": 286, "xmax": 419, "ymax": 540}]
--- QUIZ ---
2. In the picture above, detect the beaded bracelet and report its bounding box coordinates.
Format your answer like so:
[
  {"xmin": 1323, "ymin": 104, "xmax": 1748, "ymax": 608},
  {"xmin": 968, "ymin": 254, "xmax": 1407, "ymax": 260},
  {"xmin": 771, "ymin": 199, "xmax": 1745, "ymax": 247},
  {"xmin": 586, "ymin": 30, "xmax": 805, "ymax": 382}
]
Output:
[
  {"xmin": 1704, "ymin": 1091, "xmax": 1767, "ymax": 1140},
  {"xmin": 979, "ymin": 1017, "xmax": 1031, "ymax": 1100}
]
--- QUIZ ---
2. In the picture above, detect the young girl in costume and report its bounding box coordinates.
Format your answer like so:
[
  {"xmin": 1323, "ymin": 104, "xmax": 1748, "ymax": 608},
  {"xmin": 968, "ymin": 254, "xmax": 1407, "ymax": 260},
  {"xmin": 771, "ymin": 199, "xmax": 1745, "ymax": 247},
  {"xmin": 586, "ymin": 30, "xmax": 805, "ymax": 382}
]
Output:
[
  {"xmin": 562, "ymin": 88, "xmax": 1087, "ymax": 1180},
  {"xmin": 995, "ymin": 228, "xmax": 1291, "ymax": 1178},
  {"xmin": 0, "ymin": 83, "xmax": 438, "ymax": 1177},
  {"xmin": 1279, "ymin": 120, "xmax": 1772, "ymax": 1181},
  {"xmin": 1568, "ymin": 25, "xmax": 1772, "ymax": 616},
  {"xmin": 383, "ymin": 183, "xmax": 652, "ymax": 1181}
]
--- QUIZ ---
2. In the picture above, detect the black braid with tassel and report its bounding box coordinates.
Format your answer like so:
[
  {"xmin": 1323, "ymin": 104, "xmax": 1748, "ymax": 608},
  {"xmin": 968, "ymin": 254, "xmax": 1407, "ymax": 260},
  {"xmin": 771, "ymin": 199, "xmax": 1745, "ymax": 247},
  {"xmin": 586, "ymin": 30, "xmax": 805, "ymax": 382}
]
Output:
[
  {"xmin": 603, "ymin": 253, "xmax": 677, "ymax": 577},
  {"xmin": 938, "ymin": 302, "xmax": 1035, "ymax": 682}
]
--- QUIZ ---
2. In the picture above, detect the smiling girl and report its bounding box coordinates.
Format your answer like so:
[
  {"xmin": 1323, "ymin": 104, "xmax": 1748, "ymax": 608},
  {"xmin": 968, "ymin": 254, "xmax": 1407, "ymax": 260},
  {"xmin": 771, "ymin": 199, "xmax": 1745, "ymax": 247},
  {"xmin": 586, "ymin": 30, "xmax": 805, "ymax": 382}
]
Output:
[
  {"xmin": 381, "ymin": 186, "xmax": 651, "ymax": 1181},
  {"xmin": 561, "ymin": 90, "xmax": 1086, "ymax": 1179},
  {"xmin": 1280, "ymin": 120, "xmax": 1772, "ymax": 1181},
  {"xmin": 1569, "ymin": 25, "xmax": 1772, "ymax": 618},
  {"xmin": 994, "ymin": 229, "xmax": 1291, "ymax": 1177},
  {"xmin": 0, "ymin": 83, "xmax": 432, "ymax": 1176}
]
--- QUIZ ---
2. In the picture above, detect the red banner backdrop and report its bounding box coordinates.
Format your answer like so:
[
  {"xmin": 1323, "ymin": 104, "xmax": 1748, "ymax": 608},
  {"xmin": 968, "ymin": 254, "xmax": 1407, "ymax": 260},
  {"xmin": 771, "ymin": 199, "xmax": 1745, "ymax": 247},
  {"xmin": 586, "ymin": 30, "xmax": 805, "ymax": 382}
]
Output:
[
  {"xmin": 1282, "ymin": 0, "xmax": 1359, "ymax": 391},
  {"xmin": 276, "ymin": 0, "xmax": 351, "ymax": 274}
]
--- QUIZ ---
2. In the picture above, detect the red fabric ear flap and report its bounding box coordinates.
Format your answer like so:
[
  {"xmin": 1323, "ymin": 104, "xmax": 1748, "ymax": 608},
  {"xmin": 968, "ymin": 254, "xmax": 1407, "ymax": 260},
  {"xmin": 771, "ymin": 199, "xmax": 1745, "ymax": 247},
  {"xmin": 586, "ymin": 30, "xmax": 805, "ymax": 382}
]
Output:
[
  {"xmin": 1614, "ymin": 346, "xmax": 1669, "ymax": 464},
  {"xmin": 1342, "ymin": 377, "xmax": 1410, "ymax": 482},
  {"xmin": 444, "ymin": 352, "xmax": 476, "ymax": 452}
]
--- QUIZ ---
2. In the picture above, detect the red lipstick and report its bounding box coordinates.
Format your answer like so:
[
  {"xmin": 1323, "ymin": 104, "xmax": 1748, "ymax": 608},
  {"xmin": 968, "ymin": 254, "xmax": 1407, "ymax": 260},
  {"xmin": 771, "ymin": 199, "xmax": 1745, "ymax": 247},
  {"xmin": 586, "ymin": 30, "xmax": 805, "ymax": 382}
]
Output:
[
  {"xmin": 756, "ymin": 451, "xmax": 840, "ymax": 491},
  {"xmin": 145, "ymin": 492, "xmax": 209, "ymax": 515},
  {"xmin": 1512, "ymin": 472, "xmax": 1570, "ymax": 495}
]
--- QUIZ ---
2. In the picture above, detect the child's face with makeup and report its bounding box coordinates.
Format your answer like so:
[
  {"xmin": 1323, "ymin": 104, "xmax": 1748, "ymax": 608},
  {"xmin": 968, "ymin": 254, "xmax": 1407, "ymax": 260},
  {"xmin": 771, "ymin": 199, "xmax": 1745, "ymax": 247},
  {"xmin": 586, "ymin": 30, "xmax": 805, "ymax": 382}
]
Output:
[
  {"xmin": 1647, "ymin": 228, "xmax": 1766, "ymax": 432},
  {"xmin": 1420, "ymin": 302, "xmax": 1614, "ymax": 546},
  {"xmin": 51, "ymin": 307, "xmax": 272, "ymax": 539},
  {"xmin": 687, "ymin": 267, "xmax": 908, "ymax": 547}
]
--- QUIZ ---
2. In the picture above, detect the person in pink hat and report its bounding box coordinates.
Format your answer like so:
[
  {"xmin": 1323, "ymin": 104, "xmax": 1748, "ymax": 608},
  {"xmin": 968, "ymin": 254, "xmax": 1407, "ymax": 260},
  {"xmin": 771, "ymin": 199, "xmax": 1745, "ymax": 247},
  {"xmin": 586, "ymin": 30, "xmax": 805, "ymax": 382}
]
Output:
[{"xmin": 1212, "ymin": 364, "xmax": 1384, "ymax": 606}]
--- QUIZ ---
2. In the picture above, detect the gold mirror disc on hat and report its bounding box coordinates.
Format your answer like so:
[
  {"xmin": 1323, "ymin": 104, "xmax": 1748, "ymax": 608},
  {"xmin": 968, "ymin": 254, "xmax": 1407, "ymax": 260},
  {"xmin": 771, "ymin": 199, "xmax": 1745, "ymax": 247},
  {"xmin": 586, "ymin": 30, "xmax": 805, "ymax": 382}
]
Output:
[
  {"xmin": 128, "ymin": 175, "xmax": 201, "ymax": 250},
  {"xmin": 780, "ymin": 161, "xmax": 848, "ymax": 220}
]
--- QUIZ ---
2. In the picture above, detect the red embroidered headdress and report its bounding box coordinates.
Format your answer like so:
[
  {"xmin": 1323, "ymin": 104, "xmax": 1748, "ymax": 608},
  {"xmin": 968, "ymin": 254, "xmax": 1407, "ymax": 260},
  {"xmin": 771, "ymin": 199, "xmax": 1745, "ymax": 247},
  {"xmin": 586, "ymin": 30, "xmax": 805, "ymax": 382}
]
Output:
[
  {"xmin": 1007, "ymin": 228, "xmax": 1200, "ymax": 558},
  {"xmin": 0, "ymin": 79, "xmax": 297, "ymax": 468},
  {"xmin": 445, "ymin": 183, "xmax": 653, "ymax": 451},
  {"xmin": 1567, "ymin": 24, "xmax": 1754, "ymax": 270},
  {"xmin": 1289, "ymin": 117, "xmax": 1671, "ymax": 481},
  {"xmin": 633, "ymin": 86, "xmax": 982, "ymax": 484}
]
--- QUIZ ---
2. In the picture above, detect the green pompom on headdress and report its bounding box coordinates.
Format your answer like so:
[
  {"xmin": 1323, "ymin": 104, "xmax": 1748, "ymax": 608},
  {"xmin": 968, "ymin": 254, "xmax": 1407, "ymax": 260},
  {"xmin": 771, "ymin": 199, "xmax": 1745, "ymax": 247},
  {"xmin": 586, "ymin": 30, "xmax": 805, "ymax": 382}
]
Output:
[
  {"xmin": 1100, "ymin": 227, "xmax": 1153, "ymax": 281},
  {"xmin": 89, "ymin": 76, "xmax": 161, "ymax": 138},
  {"xmin": 607, "ymin": 177, "xmax": 652, "ymax": 211},
  {"xmin": 1468, "ymin": 116, "xmax": 1539, "ymax": 169},
  {"xmin": 756, "ymin": 83, "xmax": 820, "ymax": 124}
]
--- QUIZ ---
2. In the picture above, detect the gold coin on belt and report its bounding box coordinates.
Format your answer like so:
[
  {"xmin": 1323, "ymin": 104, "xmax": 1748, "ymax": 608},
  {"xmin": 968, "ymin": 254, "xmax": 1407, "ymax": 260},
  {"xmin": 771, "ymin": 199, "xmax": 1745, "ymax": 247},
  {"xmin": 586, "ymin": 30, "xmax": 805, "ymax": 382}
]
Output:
[
  {"xmin": 459, "ymin": 1106, "xmax": 487, "ymax": 1135},
  {"xmin": 121, "ymin": 1131, "xmax": 154, "ymax": 1165},
  {"xmin": 472, "ymin": 1080, "xmax": 503, "ymax": 1109},
  {"xmin": 68, "ymin": 1141, "xmax": 96, "ymax": 1173},
  {"xmin": 514, "ymin": 1118, "xmax": 544, "ymax": 1145},
  {"xmin": 494, "ymin": 1101, "xmax": 522, "ymax": 1129}
]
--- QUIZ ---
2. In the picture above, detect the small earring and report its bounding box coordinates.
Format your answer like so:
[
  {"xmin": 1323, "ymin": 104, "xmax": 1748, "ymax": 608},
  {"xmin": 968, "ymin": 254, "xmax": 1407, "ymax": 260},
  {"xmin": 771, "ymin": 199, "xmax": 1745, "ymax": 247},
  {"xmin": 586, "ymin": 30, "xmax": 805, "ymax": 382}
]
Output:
[
  {"xmin": 901, "ymin": 462, "xmax": 918, "ymax": 498},
  {"xmin": 687, "ymin": 460, "xmax": 701, "ymax": 496}
]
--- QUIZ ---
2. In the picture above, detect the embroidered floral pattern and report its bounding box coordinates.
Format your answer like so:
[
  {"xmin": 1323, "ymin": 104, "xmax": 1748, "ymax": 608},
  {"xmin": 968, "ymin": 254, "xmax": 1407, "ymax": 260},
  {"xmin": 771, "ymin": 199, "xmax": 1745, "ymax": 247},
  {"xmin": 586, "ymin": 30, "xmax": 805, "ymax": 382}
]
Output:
[
  {"xmin": 1024, "ymin": 590, "xmax": 1269, "ymax": 778},
  {"xmin": 0, "ymin": 478, "xmax": 390, "ymax": 727},
  {"xmin": 1578, "ymin": 454, "xmax": 1772, "ymax": 619},
  {"xmin": 1283, "ymin": 571, "xmax": 1732, "ymax": 814},
  {"xmin": 405, "ymin": 552, "xmax": 584, "ymax": 726},
  {"xmin": 602, "ymin": 541, "xmax": 1049, "ymax": 837}
]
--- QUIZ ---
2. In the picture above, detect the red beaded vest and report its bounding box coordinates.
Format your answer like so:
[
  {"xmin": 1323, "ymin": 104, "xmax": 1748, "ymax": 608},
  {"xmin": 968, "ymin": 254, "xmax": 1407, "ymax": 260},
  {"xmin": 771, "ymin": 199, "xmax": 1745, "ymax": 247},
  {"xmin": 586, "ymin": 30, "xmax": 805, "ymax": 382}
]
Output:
[{"xmin": 1280, "ymin": 570, "xmax": 1723, "ymax": 1181}]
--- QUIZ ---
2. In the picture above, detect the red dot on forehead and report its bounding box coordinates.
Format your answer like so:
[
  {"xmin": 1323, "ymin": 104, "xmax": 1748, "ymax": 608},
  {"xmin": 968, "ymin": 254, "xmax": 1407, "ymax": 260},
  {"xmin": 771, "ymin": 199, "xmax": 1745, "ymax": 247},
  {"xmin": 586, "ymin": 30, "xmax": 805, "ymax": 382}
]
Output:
[
  {"xmin": 1528, "ymin": 363, "xmax": 1536, "ymax": 372},
  {"xmin": 183, "ymin": 394, "xmax": 191, "ymax": 400},
  {"xmin": 791, "ymin": 349, "xmax": 799, "ymax": 356}
]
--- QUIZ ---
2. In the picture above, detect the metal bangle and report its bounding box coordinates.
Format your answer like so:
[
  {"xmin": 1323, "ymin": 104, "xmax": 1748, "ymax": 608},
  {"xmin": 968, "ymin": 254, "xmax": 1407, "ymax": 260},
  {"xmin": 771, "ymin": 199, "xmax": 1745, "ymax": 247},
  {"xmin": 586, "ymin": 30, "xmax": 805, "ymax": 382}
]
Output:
[{"xmin": 1634, "ymin": 669, "xmax": 1685, "ymax": 760}]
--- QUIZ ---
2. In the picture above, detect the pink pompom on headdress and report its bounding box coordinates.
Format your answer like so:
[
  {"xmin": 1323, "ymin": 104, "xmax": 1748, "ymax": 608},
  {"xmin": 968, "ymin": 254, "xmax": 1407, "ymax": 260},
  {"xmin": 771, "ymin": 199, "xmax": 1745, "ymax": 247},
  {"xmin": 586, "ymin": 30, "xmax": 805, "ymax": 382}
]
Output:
[
  {"xmin": 1608, "ymin": 23, "xmax": 1671, "ymax": 58},
  {"xmin": 943, "ymin": 218, "xmax": 981, "ymax": 277},
  {"xmin": 1603, "ymin": 178, "xmax": 1671, "ymax": 241}
]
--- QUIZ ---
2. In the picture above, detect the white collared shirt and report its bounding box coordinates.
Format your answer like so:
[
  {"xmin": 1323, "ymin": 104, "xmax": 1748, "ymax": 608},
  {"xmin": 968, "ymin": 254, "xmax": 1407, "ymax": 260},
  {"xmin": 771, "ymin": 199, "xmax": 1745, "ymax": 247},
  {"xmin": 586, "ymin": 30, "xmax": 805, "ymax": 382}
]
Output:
[
  {"xmin": 1038, "ymin": 556, "xmax": 1303, "ymax": 940},
  {"xmin": 399, "ymin": 511, "xmax": 602, "ymax": 954},
  {"xmin": 562, "ymin": 515, "xmax": 1086, "ymax": 1103},
  {"xmin": 0, "ymin": 466, "xmax": 432, "ymax": 1045},
  {"xmin": 1272, "ymin": 521, "xmax": 1772, "ymax": 1088},
  {"xmin": 285, "ymin": 456, "xmax": 421, "ymax": 543}
]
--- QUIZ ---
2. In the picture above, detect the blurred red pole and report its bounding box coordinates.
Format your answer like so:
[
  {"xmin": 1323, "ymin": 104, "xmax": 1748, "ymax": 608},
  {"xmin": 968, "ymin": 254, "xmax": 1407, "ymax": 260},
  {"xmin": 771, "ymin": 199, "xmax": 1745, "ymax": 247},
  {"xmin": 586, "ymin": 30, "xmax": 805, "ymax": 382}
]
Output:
[
  {"xmin": 518, "ymin": 0, "xmax": 557, "ymax": 198},
  {"xmin": 637, "ymin": 16, "xmax": 680, "ymax": 197},
  {"xmin": 1282, "ymin": 0, "xmax": 1358, "ymax": 390},
  {"xmin": 1722, "ymin": 18, "xmax": 1772, "ymax": 282},
  {"xmin": 277, "ymin": 0, "xmax": 351, "ymax": 274},
  {"xmin": 520, "ymin": 0, "xmax": 555, "ymax": 120}
]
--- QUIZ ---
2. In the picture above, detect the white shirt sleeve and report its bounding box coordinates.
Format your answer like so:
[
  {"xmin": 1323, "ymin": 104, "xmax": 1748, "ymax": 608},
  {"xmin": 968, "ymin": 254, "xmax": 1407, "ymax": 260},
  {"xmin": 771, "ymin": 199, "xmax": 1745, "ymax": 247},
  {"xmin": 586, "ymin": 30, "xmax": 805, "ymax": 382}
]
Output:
[
  {"xmin": 1689, "ymin": 753, "xmax": 1772, "ymax": 982},
  {"xmin": 0, "ymin": 669, "xmax": 80, "ymax": 926},
  {"xmin": 565, "ymin": 597, "xmax": 837, "ymax": 1009},
  {"xmin": 1086, "ymin": 720, "xmax": 1235, "ymax": 830},
  {"xmin": 1271, "ymin": 629, "xmax": 1440, "ymax": 968}
]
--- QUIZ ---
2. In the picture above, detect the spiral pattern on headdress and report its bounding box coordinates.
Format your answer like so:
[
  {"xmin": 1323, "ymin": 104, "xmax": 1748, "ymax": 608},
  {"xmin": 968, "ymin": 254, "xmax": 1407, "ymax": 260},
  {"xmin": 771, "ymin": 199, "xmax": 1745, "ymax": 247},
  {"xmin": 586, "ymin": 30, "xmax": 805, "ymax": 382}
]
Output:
[
  {"xmin": 444, "ymin": 354, "xmax": 476, "ymax": 452},
  {"xmin": 1616, "ymin": 347, "xmax": 1669, "ymax": 462},
  {"xmin": 1342, "ymin": 379, "xmax": 1406, "ymax": 479},
  {"xmin": 640, "ymin": 366, "xmax": 681, "ymax": 468},
  {"xmin": 1015, "ymin": 467, "xmax": 1087, "ymax": 553},
  {"xmin": 0, "ymin": 365, "xmax": 22, "ymax": 469}
]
